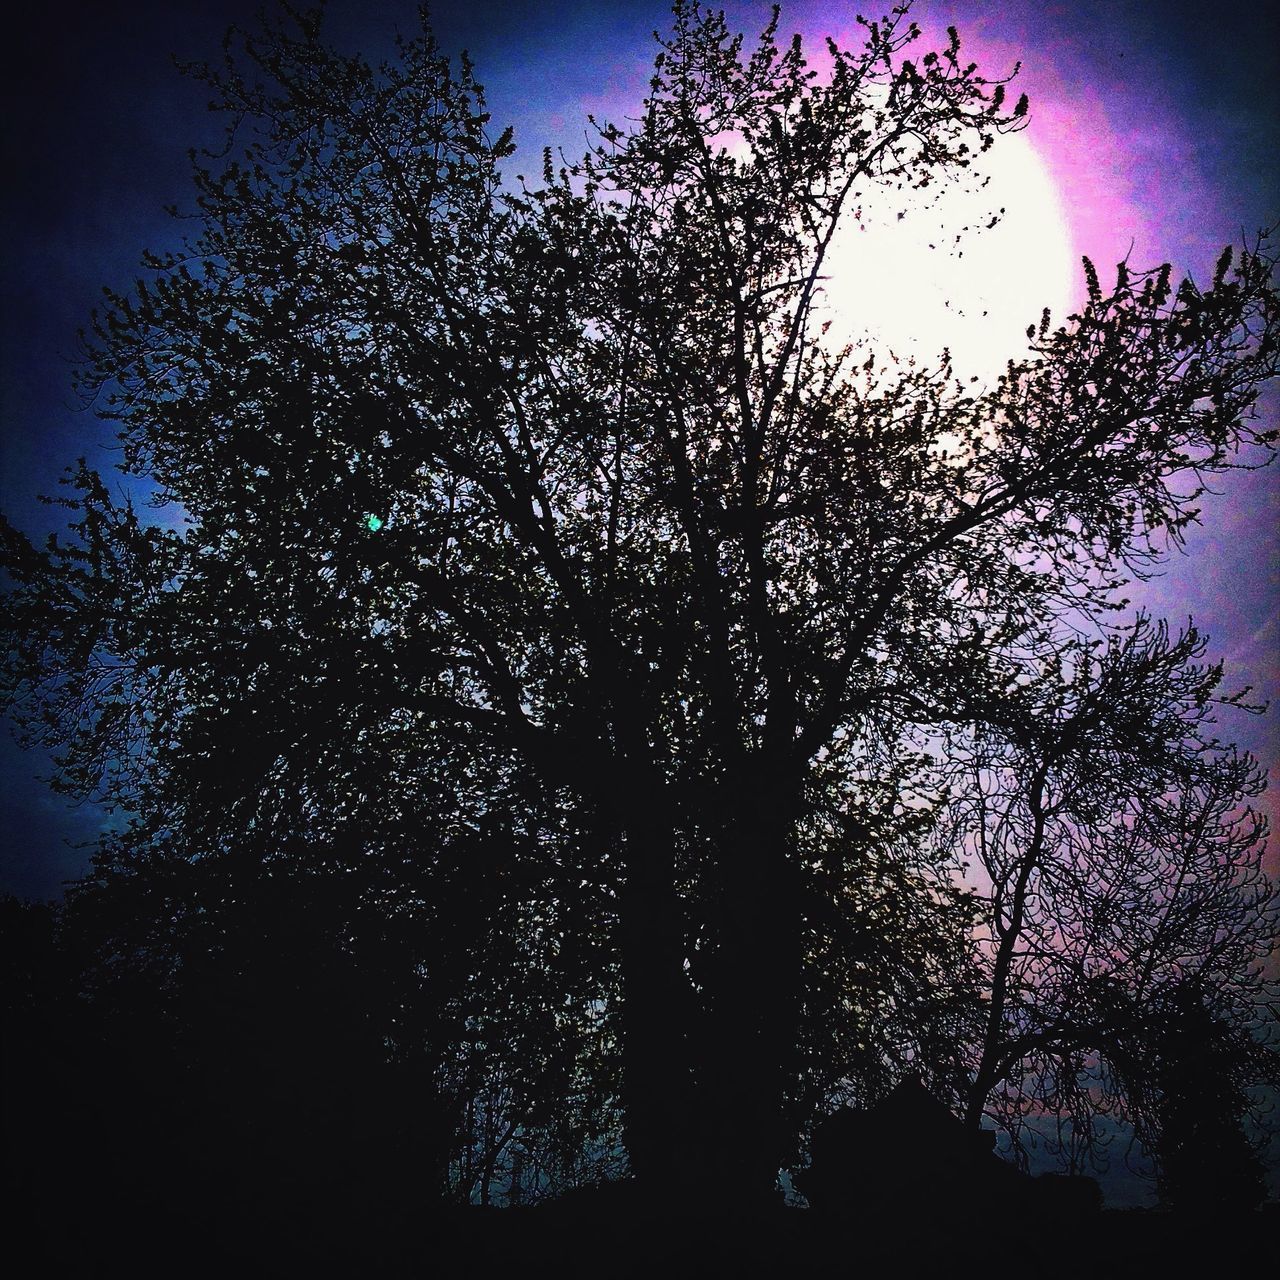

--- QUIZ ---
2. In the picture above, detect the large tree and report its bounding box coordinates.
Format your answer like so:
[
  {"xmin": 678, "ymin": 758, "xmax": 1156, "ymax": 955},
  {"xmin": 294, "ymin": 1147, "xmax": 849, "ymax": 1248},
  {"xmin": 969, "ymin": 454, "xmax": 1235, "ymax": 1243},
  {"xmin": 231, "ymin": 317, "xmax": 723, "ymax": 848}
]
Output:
[{"xmin": 4, "ymin": 1, "xmax": 1279, "ymax": 1207}]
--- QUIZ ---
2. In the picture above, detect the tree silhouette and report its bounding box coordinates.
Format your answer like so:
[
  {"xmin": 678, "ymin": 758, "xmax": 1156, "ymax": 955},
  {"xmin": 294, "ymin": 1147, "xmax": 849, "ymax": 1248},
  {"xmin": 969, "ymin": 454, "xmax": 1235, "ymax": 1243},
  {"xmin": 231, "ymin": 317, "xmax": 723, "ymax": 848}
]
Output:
[
  {"xmin": 3, "ymin": 1, "xmax": 1279, "ymax": 1212},
  {"xmin": 1140, "ymin": 984, "xmax": 1269, "ymax": 1214},
  {"xmin": 939, "ymin": 615, "xmax": 1278, "ymax": 1165}
]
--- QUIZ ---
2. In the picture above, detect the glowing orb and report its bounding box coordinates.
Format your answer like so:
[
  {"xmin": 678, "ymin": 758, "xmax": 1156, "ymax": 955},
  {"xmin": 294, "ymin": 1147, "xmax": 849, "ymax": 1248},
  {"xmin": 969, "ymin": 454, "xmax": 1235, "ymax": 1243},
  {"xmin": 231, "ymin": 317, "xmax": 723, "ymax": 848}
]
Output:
[
  {"xmin": 365, "ymin": 514, "xmax": 384, "ymax": 532},
  {"xmin": 820, "ymin": 131, "xmax": 1075, "ymax": 385}
]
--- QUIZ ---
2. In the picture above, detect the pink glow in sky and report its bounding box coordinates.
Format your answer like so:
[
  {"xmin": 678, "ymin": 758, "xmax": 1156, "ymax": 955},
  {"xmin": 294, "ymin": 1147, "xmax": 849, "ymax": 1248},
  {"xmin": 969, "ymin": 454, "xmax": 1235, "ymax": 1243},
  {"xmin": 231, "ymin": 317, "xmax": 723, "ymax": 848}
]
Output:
[
  {"xmin": 778, "ymin": 0, "xmax": 1279, "ymax": 871},
  {"xmin": 656, "ymin": 2, "xmax": 1280, "ymax": 875}
]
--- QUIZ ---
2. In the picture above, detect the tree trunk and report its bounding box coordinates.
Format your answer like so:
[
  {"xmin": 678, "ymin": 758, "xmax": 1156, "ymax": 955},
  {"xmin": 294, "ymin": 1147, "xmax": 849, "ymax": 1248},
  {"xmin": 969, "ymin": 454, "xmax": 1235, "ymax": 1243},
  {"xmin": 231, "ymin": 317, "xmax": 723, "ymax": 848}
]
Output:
[
  {"xmin": 698, "ymin": 771, "xmax": 804, "ymax": 1210},
  {"xmin": 965, "ymin": 767, "xmax": 1048, "ymax": 1129},
  {"xmin": 618, "ymin": 795, "xmax": 699, "ymax": 1201}
]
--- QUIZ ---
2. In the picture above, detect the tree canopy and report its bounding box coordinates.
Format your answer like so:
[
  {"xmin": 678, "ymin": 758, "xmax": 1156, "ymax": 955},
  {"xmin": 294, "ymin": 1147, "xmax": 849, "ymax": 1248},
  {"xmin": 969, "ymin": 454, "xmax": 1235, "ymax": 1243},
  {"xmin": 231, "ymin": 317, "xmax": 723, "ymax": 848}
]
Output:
[{"xmin": 3, "ymin": 0, "xmax": 1278, "ymax": 1210}]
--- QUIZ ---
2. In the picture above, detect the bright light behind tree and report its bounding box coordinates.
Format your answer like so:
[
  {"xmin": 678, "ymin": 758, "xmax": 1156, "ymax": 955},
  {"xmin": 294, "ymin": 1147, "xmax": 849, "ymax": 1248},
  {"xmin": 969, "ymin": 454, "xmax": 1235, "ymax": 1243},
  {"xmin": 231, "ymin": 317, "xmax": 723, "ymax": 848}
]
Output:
[{"xmin": 822, "ymin": 131, "xmax": 1075, "ymax": 384}]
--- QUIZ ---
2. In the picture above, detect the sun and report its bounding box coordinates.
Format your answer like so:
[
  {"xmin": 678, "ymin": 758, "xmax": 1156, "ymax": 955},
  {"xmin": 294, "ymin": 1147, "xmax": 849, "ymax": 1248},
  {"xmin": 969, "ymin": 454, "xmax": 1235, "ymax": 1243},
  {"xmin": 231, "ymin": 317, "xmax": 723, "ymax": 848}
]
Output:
[{"xmin": 821, "ymin": 131, "xmax": 1076, "ymax": 386}]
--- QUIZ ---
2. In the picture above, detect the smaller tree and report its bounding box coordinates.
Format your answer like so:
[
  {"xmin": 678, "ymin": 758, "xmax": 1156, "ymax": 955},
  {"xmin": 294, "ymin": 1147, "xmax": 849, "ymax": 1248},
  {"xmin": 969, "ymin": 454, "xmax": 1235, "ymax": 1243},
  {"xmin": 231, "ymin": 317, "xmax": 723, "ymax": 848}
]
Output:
[
  {"xmin": 1135, "ymin": 984, "xmax": 1269, "ymax": 1214},
  {"xmin": 944, "ymin": 613, "xmax": 1279, "ymax": 1171}
]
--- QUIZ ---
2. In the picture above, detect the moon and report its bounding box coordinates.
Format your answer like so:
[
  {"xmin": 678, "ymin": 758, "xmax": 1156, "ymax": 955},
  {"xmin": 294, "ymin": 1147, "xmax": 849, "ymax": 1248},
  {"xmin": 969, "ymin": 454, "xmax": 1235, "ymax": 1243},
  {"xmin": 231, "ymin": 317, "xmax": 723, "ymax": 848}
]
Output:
[{"xmin": 820, "ymin": 131, "xmax": 1076, "ymax": 385}]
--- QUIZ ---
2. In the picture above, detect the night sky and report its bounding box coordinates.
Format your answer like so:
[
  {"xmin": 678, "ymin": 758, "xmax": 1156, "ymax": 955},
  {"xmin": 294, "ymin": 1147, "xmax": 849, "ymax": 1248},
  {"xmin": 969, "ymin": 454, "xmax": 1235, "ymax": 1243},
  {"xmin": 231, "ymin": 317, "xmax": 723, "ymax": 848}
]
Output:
[{"xmin": 2, "ymin": 0, "xmax": 1278, "ymax": 917}]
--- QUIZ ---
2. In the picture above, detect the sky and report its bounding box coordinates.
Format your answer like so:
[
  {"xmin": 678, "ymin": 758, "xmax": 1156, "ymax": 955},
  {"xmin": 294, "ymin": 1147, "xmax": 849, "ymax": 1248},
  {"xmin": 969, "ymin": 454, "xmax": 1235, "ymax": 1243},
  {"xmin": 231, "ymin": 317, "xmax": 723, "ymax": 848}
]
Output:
[{"xmin": 2, "ymin": 0, "xmax": 1277, "ymax": 909}]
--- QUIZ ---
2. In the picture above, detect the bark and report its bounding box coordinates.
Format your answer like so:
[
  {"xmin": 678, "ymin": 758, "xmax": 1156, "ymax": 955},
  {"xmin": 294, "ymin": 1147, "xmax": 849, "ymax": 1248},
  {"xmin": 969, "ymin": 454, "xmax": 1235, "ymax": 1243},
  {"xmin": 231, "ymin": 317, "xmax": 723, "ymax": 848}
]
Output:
[
  {"xmin": 697, "ymin": 766, "xmax": 805, "ymax": 1208},
  {"xmin": 617, "ymin": 793, "xmax": 700, "ymax": 1199},
  {"xmin": 964, "ymin": 765, "xmax": 1049, "ymax": 1129}
]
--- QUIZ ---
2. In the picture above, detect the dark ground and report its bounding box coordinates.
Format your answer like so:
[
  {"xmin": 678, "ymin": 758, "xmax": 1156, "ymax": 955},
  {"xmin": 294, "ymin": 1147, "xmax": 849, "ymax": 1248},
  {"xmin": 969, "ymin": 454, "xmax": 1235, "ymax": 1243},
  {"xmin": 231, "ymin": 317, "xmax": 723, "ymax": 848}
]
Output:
[{"xmin": 10, "ymin": 1192, "xmax": 1276, "ymax": 1276}]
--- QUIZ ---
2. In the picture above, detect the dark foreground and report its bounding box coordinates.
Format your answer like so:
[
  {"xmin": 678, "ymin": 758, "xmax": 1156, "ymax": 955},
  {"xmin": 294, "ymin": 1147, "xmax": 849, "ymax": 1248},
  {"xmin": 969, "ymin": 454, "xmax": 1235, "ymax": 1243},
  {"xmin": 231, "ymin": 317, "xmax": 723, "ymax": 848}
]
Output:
[{"xmin": 11, "ymin": 1194, "xmax": 1276, "ymax": 1276}]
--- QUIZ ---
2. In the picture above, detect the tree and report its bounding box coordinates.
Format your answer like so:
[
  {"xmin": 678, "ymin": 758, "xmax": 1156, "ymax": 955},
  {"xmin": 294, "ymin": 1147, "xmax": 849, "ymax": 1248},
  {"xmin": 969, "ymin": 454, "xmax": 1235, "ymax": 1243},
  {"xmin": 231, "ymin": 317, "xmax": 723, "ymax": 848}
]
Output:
[
  {"xmin": 937, "ymin": 614, "xmax": 1278, "ymax": 1165},
  {"xmin": 3, "ymin": 1, "xmax": 1279, "ymax": 1209},
  {"xmin": 1137, "ymin": 983, "xmax": 1269, "ymax": 1214}
]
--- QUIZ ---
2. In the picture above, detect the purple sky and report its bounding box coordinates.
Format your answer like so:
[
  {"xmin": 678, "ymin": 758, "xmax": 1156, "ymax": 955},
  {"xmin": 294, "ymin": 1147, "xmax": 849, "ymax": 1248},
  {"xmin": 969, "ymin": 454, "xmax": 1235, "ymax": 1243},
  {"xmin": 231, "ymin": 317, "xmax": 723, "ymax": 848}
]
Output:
[{"xmin": 2, "ymin": 0, "xmax": 1277, "ymax": 900}]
